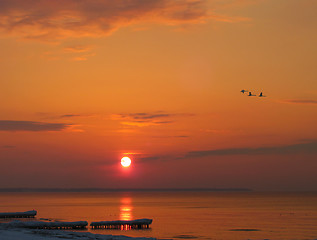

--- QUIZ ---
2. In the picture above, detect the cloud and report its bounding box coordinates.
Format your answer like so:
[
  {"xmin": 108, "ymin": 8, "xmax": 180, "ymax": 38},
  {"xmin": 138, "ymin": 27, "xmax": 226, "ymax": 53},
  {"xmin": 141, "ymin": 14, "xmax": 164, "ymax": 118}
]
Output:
[
  {"xmin": 126, "ymin": 112, "xmax": 172, "ymax": 120},
  {"xmin": 70, "ymin": 52, "xmax": 96, "ymax": 61},
  {"xmin": 38, "ymin": 113, "xmax": 95, "ymax": 119},
  {"xmin": 0, "ymin": 0, "xmax": 248, "ymax": 41},
  {"xmin": 203, "ymin": 129, "xmax": 233, "ymax": 134},
  {"xmin": 63, "ymin": 45, "xmax": 96, "ymax": 61},
  {"xmin": 112, "ymin": 112, "xmax": 173, "ymax": 127},
  {"xmin": 63, "ymin": 45, "xmax": 93, "ymax": 53},
  {"xmin": 60, "ymin": 114, "xmax": 82, "ymax": 118},
  {"xmin": 140, "ymin": 140, "xmax": 317, "ymax": 163},
  {"xmin": 112, "ymin": 112, "xmax": 192, "ymax": 127},
  {"xmin": 41, "ymin": 44, "xmax": 96, "ymax": 61},
  {"xmin": 185, "ymin": 141, "xmax": 317, "ymax": 158},
  {"xmin": 152, "ymin": 135, "xmax": 190, "ymax": 138},
  {"xmin": 139, "ymin": 156, "xmax": 163, "ymax": 162},
  {"xmin": 120, "ymin": 121, "xmax": 171, "ymax": 127},
  {"xmin": 2, "ymin": 145, "xmax": 16, "ymax": 148},
  {"xmin": 280, "ymin": 99, "xmax": 317, "ymax": 105},
  {"xmin": 175, "ymin": 135, "xmax": 189, "ymax": 138},
  {"xmin": 0, "ymin": 120, "xmax": 71, "ymax": 132}
]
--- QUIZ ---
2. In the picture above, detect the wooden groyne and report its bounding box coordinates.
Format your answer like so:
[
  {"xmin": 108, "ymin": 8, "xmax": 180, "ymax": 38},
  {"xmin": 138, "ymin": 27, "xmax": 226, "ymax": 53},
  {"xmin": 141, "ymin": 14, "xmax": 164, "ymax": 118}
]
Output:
[
  {"xmin": 0, "ymin": 210, "xmax": 152, "ymax": 231},
  {"xmin": 0, "ymin": 210, "xmax": 37, "ymax": 218},
  {"xmin": 0, "ymin": 220, "xmax": 88, "ymax": 229},
  {"xmin": 91, "ymin": 218, "xmax": 153, "ymax": 229}
]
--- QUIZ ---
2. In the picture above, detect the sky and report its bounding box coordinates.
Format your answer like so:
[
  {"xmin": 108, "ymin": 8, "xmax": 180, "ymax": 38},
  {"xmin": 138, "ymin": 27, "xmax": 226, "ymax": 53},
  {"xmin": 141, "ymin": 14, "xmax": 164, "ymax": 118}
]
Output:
[{"xmin": 0, "ymin": 0, "xmax": 316, "ymax": 191}]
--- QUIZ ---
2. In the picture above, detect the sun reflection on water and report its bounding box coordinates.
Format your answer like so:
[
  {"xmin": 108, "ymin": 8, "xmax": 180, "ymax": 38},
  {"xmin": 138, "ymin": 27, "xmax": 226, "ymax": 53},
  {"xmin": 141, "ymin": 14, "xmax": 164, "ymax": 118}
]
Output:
[
  {"xmin": 120, "ymin": 197, "xmax": 133, "ymax": 221},
  {"xmin": 119, "ymin": 197, "xmax": 133, "ymax": 230},
  {"xmin": 120, "ymin": 207, "xmax": 132, "ymax": 220}
]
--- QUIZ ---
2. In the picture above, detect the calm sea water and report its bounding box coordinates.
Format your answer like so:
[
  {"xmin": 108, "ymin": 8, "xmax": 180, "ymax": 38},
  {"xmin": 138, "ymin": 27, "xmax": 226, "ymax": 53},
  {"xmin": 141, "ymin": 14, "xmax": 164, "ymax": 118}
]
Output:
[{"xmin": 0, "ymin": 191, "xmax": 317, "ymax": 240}]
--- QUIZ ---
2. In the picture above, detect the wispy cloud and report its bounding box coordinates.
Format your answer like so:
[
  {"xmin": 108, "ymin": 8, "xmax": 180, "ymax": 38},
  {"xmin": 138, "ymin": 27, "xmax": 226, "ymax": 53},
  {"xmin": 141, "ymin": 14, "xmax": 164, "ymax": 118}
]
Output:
[
  {"xmin": 112, "ymin": 112, "xmax": 172, "ymax": 127},
  {"xmin": 60, "ymin": 114, "xmax": 82, "ymax": 118},
  {"xmin": 140, "ymin": 140, "xmax": 317, "ymax": 163},
  {"xmin": 126, "ymin": 113, "xmax": 172, "ymax": 120},
  {"xmin": 0, "ymin": 0, "xmax": 249, "ymax": 42},
  {"xmin": 63, "ymin": 44, "xmax": 95, "ymax": 61},
  {"xmin": 184, "ymin": 141, "xmax": 317, "ymax": 158},
  {"xmin": 63, "ymin": 45, "xmax": 93, "ymax": 53},
  {"xmin": 2, "ymin": 145, "xmax": 16, "ymax": 149},
  {"xmin": 0, "ymin": 120, "xmax": 71, "ymax": 132},
  {"xmin": 112, "ymin": 112, "xmax": 192, "ymax": 127},
  {"xmin": 152, "ymin": 135, "xmax": 190, "ymax": 138},
  {"xmin": 280, "ymin": 99, "xmax": 317, "ymax": 105},
  {"xmin": 70, "ymin": 52, "xmax": 96, "ymax": 61},
  {"xmin": 37, "ymin": 113, "xmax": 95, "ymax": 119},
  {"xmin": 203, "ymin": 129, "xmax": 233, "ymax": 134},
  {"xmin": 41, "ymin": 44, "xmax": 96, "ymax": 61}
]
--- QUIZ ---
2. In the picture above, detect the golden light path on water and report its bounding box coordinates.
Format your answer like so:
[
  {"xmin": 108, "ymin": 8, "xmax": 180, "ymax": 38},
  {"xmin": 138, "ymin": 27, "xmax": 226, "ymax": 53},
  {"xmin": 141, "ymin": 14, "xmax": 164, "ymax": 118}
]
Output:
[{"xmin": 120, "ymin": 197, "xmax": 133, "ymax": 230}]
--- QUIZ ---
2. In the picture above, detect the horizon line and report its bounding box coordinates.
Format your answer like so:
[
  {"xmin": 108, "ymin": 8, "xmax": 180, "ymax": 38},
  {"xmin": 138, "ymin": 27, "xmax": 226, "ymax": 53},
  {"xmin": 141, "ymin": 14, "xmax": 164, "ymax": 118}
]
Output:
[{"xmin": 0, "ymin": 188, "xmax": 253, "ymax": 193}]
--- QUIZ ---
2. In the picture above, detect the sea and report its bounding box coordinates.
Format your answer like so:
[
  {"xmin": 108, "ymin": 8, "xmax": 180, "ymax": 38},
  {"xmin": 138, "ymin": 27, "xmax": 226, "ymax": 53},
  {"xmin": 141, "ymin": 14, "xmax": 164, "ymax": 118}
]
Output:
[{"xmin": 0, "ymin": 191, "xmax": 317, "ymax": 240}]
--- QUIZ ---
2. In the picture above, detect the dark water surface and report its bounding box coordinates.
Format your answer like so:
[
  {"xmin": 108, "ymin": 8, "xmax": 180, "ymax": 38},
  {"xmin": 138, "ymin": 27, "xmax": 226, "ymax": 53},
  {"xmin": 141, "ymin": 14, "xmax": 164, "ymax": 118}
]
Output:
[{"xmin": 0, "ymin": 192, "xmax": 317, "ymax": 240}]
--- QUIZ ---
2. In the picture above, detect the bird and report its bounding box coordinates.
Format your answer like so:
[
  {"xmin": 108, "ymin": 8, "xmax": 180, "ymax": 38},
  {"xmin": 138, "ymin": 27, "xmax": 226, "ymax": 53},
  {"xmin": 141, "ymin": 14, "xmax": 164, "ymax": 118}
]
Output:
[
  {"xmin": 240, "ymin": 89, "xmax": 248, "ymax": 94},
  {"xmin": 248, "ymin": 92, "xmax": 256, "ymax": 96},
  {"xmin": 259, "ymin": 92, "xmax": 266, "ymax": 97}
]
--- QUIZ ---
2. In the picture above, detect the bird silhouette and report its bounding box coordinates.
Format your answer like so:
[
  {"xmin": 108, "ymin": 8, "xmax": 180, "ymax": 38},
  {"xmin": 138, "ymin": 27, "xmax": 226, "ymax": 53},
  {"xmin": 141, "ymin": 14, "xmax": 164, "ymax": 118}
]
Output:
[
  {"xmin": 248, "ymin": 92, "xmax": 256, "ymax": 96},
  {"xmin": 240, "ymin": 89, "xmax": 248, "ymax": 94},
  {"xmin": 259, "ymin": 92, "xmax": 266, "ymax": 97}
]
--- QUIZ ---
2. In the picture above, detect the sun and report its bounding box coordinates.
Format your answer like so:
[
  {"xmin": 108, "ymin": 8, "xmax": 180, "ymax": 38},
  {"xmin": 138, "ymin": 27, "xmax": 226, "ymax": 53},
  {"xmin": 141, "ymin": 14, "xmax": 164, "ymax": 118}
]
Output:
[{"xmin": 121, "ymin": 157, "xmax": 132, "ymax": 168}]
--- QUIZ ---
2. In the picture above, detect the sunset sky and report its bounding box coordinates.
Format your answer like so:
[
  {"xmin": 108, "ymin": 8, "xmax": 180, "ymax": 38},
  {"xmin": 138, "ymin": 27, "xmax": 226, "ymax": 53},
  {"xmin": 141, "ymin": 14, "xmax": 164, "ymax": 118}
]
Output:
[{"xmin": 0, "ymin": 0, "xmax": 316, "ymax": 191}]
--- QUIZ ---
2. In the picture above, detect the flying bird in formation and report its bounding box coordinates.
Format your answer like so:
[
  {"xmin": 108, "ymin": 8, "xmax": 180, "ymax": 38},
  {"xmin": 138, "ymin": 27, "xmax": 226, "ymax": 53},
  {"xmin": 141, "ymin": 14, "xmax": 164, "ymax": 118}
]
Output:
[
  {"xmin": 241, "ymin": 90, "xmax": 266, "ymax": 97},
  {"xmin": 259, "ymin": 92, "xmax": 266, "ymax": 97}
]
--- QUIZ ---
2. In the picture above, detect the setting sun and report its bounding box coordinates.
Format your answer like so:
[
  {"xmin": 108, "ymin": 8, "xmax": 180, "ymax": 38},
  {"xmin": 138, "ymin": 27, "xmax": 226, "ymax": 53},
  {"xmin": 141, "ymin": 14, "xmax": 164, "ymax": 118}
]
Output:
[{"xmin": 121, "ymin": 157, "xmax": 132, "ymax": 168}]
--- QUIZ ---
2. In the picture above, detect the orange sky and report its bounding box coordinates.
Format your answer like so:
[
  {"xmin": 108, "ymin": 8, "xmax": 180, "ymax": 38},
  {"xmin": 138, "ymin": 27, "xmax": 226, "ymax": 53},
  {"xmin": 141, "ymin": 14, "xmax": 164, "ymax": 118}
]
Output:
[{"xmin": 0, "ymin": 0, "xmax": 316, "ymax": 191}]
